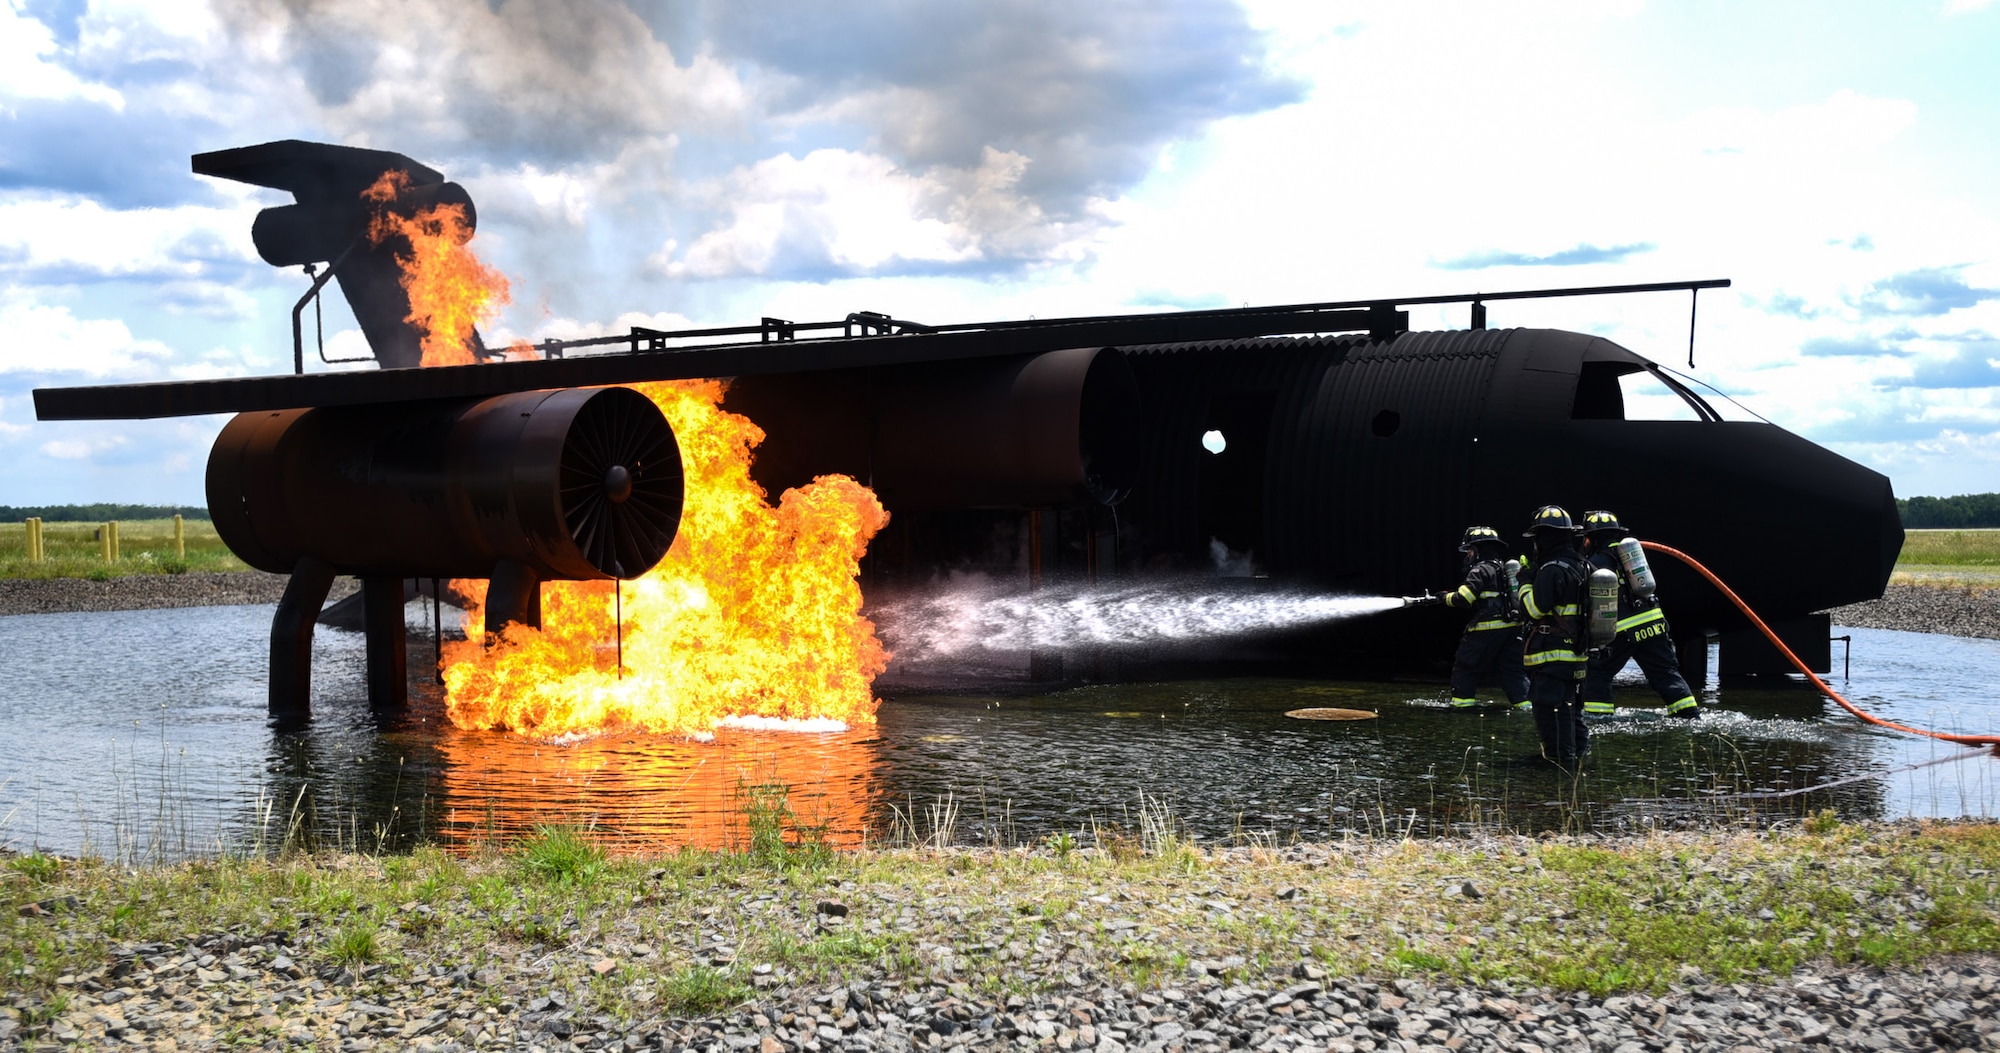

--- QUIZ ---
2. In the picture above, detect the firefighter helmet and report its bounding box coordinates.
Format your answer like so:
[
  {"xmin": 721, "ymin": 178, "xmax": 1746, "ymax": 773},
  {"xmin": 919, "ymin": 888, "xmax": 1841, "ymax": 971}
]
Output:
[
  {"xmin": 1522, "ymin": 504, "xmax": 1575, "ymax": 537},
  {"xmin": 1581, "ymin": 509, "xmax": 1626, "ymax": 537},
  {"xmin": 1458, "ymin": 525, "xmax": 1503, "ymax": 552}
]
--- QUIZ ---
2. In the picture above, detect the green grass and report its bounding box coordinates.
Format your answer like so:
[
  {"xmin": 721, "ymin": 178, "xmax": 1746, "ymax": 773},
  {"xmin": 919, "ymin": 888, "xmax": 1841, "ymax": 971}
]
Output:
[
  {"xmin": 4, "ymin": 852, "xmax": 64, "ymax": 885},
  {"xmin": 1893, "ymin": 529, "xmax": 2000, "ymax": 586},
  {"xmin": 657, "ymin": 964, "xmax": 754, "ymax": 1015},
  {"xmin": 1898, "ymin": 528, "xmax": 2000, "ymax": 568},
  {"xmin": 326, "ymin": 918, "xmax": 384, "ymax": 967},
  {"xmin": 0, "ymin": 517, "xmax": 246, "ymax": 579},
  {"xmin": 735, "ymin": 778, "xmax": 835, "ymax": 868},
  {"xmin": 514, "ymin": 823, "xmax": 607, "ymax": 885}
]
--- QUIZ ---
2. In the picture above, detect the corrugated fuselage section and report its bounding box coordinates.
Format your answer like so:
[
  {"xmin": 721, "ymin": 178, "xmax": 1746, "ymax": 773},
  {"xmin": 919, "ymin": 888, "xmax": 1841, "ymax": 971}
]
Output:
[{"xmin": 1119, "ymin": 329, "xmax": 1510, "ymax": 596}]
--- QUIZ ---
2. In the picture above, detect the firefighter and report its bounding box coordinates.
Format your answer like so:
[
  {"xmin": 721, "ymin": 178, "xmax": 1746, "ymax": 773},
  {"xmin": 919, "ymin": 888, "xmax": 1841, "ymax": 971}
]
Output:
[
  {"xmin": 1516, "ymin": 504, "xmax": 1591, "ymax": 768},
  {"xmin": 1442, "ymin": 525, "xmax": 1528, "ymax": 710},
  {"xmin": 1579, "ymin": 510, "xmax": 1700, "ymax": 718}
]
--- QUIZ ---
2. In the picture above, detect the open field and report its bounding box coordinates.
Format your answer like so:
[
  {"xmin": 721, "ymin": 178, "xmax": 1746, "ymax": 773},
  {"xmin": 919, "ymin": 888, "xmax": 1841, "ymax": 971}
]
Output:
[
  {"xmin": 1, "ymin": 522, "xmax": 1995, "ymax": 582},
  {"xmin": 0, "ymin": 518, "xmax": 246, "ymax": 580},
  {"xmin": 1893, "ymin": 528, "xmax": 2000, "ymax": 586}
]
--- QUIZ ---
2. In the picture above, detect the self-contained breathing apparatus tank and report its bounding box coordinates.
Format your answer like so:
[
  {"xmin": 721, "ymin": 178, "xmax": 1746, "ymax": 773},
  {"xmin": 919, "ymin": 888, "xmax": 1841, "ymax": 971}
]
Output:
[
  {"xmin": 1586, "ymin": 567, "xmax": 1621, "ymax": 649},
  {"xmin": 1611, "ymin": 536, "xmax": 1656, "ymax": 598}
]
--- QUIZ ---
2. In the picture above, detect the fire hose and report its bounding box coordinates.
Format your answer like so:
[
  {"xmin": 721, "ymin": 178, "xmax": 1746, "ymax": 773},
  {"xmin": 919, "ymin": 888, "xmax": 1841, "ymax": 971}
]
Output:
[{"xmin": 1641, "ymin": 540, "xmax": 2000, "ymax": 752}]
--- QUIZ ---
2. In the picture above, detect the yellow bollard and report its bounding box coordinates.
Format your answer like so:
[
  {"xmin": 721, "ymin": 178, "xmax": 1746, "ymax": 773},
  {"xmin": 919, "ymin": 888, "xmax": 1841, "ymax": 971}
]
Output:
[
  {"xmin": 173, "ymin": 513, "xmax": 185, "ymax": 560},
  {"xmin": 105, "ymin": 520, "xmax": 120, "ymax": 563},
  {"xmin": 25, "ymin": 517, "xmax": 42, "ymax": 563}
]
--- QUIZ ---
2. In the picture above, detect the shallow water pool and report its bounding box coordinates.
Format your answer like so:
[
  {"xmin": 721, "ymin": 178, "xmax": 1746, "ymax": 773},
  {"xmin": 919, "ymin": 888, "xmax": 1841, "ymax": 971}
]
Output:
[{"xmin": 1, "ymin": 604, "xmax": 1995, "ymax": 860}]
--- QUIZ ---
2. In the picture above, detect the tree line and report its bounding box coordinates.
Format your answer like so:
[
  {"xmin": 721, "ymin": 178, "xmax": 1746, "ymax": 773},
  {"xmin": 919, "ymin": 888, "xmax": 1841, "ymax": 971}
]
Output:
[
  {"xmin": 2, "ymin": 504, "xmax": 210, "ymax": 522},
  {"xmin": 1898, "ymin": 493, "xmax": 2000, "ymax": 529}
]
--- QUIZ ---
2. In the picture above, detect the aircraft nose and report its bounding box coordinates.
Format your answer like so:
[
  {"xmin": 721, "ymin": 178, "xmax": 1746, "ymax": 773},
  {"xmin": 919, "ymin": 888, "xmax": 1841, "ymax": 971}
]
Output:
[{"xmin": 1564, "ymin": 419, "xmax": 1901, "ymax": 631}]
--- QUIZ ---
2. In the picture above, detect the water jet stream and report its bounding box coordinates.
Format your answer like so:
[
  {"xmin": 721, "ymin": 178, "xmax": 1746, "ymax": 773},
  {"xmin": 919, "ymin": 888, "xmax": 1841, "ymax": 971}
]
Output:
[{"xmin": 874, "ymin": 582, "xmax": 1404, "ymax": 660}]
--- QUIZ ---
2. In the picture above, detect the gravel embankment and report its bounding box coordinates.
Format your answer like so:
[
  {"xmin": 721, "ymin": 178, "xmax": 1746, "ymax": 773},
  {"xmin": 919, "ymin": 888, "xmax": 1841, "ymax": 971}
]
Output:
[
  {"xmin": 1828, "ymin": 582, "xmax": 1999, "ymax": 640},
  {"xmin": 6, "ymin": 834, "xmax": 1996, "ymax": 1053},
  {"xmin": 0, "ymin": 572, "xmax": 356, "ymax": 618},
  {"xmin": 9, "ymin": 941, "xmax": 1992, "ymax": 1053}
]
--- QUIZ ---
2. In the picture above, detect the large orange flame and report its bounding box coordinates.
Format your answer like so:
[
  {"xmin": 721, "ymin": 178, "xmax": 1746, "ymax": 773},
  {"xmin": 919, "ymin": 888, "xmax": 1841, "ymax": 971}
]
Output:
[
  {"xmin": 360, "ymin": 173, "xmax": 890, "ymax": 740},
  {"xmin": 441, "ymin": 380, "xmax": 892, "ymax": 739},
  {"xmin": 364, "ymin": 170, "xmax": 509, "ymax": 367}
]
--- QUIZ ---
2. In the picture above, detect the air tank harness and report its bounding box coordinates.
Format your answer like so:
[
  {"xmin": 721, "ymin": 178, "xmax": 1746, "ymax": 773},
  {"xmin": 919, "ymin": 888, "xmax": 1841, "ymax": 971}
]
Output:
[{"xmin": 1640, "ymin": 541, "xmax": 2000, "ymax": 752}]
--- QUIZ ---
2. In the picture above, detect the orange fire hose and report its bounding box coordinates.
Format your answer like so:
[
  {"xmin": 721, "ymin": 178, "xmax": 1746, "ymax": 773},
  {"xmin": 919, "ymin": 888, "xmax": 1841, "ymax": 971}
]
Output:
[{"xmin": 1640, "ymin": 541, "xmax": 2000, "ymax": 751}]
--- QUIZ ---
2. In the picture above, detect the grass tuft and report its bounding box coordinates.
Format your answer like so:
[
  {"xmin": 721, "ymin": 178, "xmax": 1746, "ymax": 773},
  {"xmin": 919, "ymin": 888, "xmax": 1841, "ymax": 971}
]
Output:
[
  {"xmin": 326, "ymin": 919, "xmax": 382, "ymax": 967},
  {"xmin": 6, "ymin": 852, "xmax": 64, "ymax": 884},
  {"xmin": 736, "ymin": 779, "xmax": 833, "ymax": 867},
  {"xmin": 513, "ymin": 824, "xmax": 606, "ymax": 885},
  {"xmin": 657, "ymin": 964, "xmax": 752, "ymax": 1015}
]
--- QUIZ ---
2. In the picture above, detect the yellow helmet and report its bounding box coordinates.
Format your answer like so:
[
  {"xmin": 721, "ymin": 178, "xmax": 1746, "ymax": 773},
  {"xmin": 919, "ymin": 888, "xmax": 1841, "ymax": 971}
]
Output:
[
  {"xmin": 1582, "ymin": 509, "xmax": 1626, "ymax": 536},
  {"xmin": 1458, "ymin": 525, "xmax": 1502, "ymax": 551},
  {"xmin": 1522, "ymin": 504, "xmax": 1575, "ymax": 537}
]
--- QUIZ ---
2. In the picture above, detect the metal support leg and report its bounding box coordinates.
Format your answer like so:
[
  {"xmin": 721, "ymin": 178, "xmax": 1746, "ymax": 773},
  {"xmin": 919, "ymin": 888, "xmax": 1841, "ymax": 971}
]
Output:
[
  {"xmin": 270, "ymin": 556, "xmax": 336, "ymax": 721},
  {"xmin": 485, "ymin": 559, "xmax": 543, "ymax": 636},
  {"xmin": 1674, "ymin": 630, "xmax": 1710, "ymax": 689},
  {"xmin": 361, "ymin": 575, "xmax": 408, "ymax": 711},
  {"xmin": 1027, "ymin": 509, "xmax": 1045, "ymax": 591},
  {"xmin": 1028, "ymin": 509, "xmax": 1062, "ymax": 683}
]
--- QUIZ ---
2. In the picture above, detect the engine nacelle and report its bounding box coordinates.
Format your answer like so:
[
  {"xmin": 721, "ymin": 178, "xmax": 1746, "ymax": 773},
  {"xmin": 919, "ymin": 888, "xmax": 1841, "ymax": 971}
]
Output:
[
  {"xmin": 725, "ymin": 346, "xmax": 1141, "ymax": 510},
  {"xmin": 206, "ymin": 385, "xmax": 682, "ymax": 582}
]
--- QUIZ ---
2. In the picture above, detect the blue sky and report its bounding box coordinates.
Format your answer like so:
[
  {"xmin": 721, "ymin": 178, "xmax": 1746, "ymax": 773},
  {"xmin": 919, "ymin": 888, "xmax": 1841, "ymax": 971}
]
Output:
[{"xmin": 4, "ymin": 0, "xmax": 1998, "ymax": 502}]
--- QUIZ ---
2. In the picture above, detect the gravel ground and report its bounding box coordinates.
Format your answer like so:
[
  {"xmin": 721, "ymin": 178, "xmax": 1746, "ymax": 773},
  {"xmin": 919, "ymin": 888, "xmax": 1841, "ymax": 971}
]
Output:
[
  {"xmin": 1, "ymin": 574, "xmax": 1993, "ymax": 642},
  {"xmin": 9, "ymin": 942, "xmax": 1993, "ymax": 1053},
  {"xmin": 7, "ymin": 834, "xmax": 1996, "ymax": 1053},
  {"xmin": 0, "ymin": 572, "xmax": 356, "ymax": 618},
  {"xmin": 1828, "ymin": 583, "xmax": 1999, "ymax": 640}
]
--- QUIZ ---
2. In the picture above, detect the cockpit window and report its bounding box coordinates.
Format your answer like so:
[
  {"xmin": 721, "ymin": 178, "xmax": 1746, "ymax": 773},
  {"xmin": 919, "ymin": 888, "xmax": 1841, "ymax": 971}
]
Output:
[{"xmin": 1573, "ymin": 361, "xmax": 1721, "ymax": 422}]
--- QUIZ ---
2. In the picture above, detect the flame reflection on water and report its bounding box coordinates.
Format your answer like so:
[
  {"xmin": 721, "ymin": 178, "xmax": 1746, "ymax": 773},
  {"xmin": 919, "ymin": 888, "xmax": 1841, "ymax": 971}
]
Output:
[{"xmin": 428, "ymin": 723, "xmax": 885, "ymax": 852}]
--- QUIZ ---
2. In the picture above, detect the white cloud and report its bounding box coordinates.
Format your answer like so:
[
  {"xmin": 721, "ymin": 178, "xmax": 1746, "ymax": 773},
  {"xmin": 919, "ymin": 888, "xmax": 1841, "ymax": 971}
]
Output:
[
  {"xmin": 653, "ymin": 146, "xmax": 1096, "ymax": 280},
  {"xmin": 0, "ymin": 192, "xmax": 262, "ymax": 284},
  {"xmin": 0, "ymin": 2, "xmax": 124, "ymax": 108},
  {"xmin": 507, "ymin": 311, "xmax": 701, "ymax": 344},
  {"xmin": 0, "ymin": 300, "xmax": 177, "ymax": 378},
  {"xmin": 40, "ymin": 433, "xmax": 128, "ymax": 459},
  {"xmin": 211, "ymin": 0, "xmax": 748, "ymax": 161},
  {"xmin": 0, "ymin": 394, "xmax": 28, "ymax": 437},
  {"xmin": 307, "ymin": 327, "xmax": 378, "ymax": 372},
  {"xmin": 1829, "ymin": 428, "xmax": 2000, "ymax": 499}
]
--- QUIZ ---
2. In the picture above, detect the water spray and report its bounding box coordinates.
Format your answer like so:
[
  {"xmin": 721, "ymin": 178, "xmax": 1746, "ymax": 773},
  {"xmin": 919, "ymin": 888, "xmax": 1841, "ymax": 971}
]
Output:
[{"xmin": 874, "ymin": 581, "xmax": 1406, "ymax": 661}]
